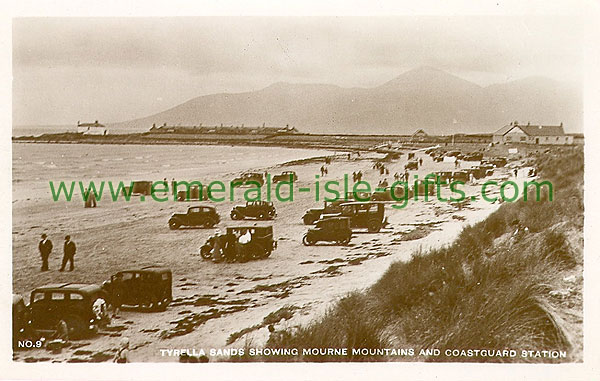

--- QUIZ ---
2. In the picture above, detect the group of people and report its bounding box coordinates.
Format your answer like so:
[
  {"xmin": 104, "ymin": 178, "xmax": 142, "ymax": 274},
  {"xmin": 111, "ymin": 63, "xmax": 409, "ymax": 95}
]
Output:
[
  {"xmin": 207, "ymin": 228, "xmax": 254, "ymax": 263},
  {"xmin": 319, "ymin": 165, "xmax": 329, "ymax": 176},
  {"xmin": 351, "ymin": 171, "xmax": 363, "ymax": 182},
  {"xmin": 83, "ymin": 188, "xmax": 97, "ymax": 208},
  {"xmin": 38, "ymin": 233, "xmax": 77, "ymax": 272}
]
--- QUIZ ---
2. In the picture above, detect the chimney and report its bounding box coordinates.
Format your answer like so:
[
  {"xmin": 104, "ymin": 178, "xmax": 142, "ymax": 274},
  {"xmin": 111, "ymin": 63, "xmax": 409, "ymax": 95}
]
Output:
[
  {"xmin": 95, "ymin": 120, "xmax": 98, "ymax": 124},
  {"xmin": 77, "ymin": 120, "xmax": 80, "ymax": 126}
]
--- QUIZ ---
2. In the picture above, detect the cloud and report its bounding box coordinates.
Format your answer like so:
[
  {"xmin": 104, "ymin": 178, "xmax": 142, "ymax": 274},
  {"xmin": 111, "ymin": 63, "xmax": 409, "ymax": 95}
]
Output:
[{"xmin": 12, "ymin": 16, "xmax": 583, "ymax": 125}]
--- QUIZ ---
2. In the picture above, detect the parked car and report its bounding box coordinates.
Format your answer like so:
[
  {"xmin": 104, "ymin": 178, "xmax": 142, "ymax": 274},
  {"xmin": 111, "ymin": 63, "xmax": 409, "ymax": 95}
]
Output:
[
  {"xmin": 436, "ymin": 171, "xmax": 454, "ymax": 184},
  {"xmin": 272, "ymin": 171, "xmax": 298, "ymax": 183},
  {"xmin": 168, "ymin": 205, "xmax": 220, "ymax": 229},
  {"xmin": 303, "ymin": 217, "xmax": 353, "ymax": 246},
  {"xmin": 412, "ymin": 180, "xmax": 436, "ymax": 197},
  {"xmin": 462, "ymin": 152, "xmax": 483, "ymax": 161},
  {"xmin": 102, "ymin": 266, "xmax": 172, "ymax": 311},
  {"xmin": 323, "ymin": 202, "xmax": 388, "ymax": 232},
  {"xmin": 28, "ymin": 283, "xmax": 107, "ymax": 339},
  {"xmin": 433, "ymin": 155, "xmax": 444, "ymax": 163},
  {"xmin": 200, "ymin": 226, "xmax": 277, "ymax": 262},
  {"xmin": 479, "ymin": 164, "xmax": 495, "ymax": 176},
  {"xmin": 13, "ymin": 294, "xmax": 28, "ymax": 348},
  {"xmin": 176, "ymin": 185, "xmax": 209, "ymax": 201},
  {"xmin": 445, "ymin": 151, "xmax": 462, "ymax": 157},
  {"xmin": 452, "ymin": 170, "xmax": 469, "ymax": 183},
  {"xmin": 488, "ymin": 157, "xmax": 508, "ymax": 167},
  {"xmin": 371, "ymin": 186, "xmax": 412, "ymax": 201},
  {"xmin": 231, "ymin": 201, "xmax": 276, "ymax": 220},
  {"xmin": 232, "ymin": 173, "xmax": 265, "ymax": 186},
  {"xmin": 405, "ymin": 160, "xmax": 419, "ymax": 170},
  {"xmin": 302, "ymin": 200, "xmax": 345, "ymax": 225}
]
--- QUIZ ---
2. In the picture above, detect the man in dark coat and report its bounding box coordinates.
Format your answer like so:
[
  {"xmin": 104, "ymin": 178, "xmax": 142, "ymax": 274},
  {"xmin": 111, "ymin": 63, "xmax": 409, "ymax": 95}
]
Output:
[
  {"xmin": 60, "ymin": 235, "xmax": 76, "ymax": 271},
  {"xmin": 38, "ymin": 233, "xmax": 53, "ymax": 271}
]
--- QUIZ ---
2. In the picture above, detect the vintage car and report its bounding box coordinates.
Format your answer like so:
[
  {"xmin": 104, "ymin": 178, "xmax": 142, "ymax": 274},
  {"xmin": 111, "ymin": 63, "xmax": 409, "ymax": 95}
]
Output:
[
  {"xmin": 303, "ymin": 217, "xmax": 353, "ymax": 246},
  {"xmin": 445, "ymin": 151, "xmax": 462, "ymax": 158},
  {"xmin": 168, "ymin": 205, "xmax": 220, "ymax": 229},
  {"xmin": 487, "ymin": 157, "xmax": 508, "ymax": 167},
  {"xmin": 323, "ymin": 202, "xmax": 388, "ymax": 232},
  {"xmin": 462, "ymin": 152, "xmax": 484, "ymax": 161},
  {"xmin": 13, "ymin": 294, "xmax": 28, "ymax": 348},
  {"xmin": 200, "ymin": 226, "xmax": 277, "ymax": 262},
  {"xmin": 412, "ymin": 180, "xmax": 436, "ymax": 197},
  {"xmin": 371, "ymin": 186, "xmax": 412, "ymax": 201},
  {"xmin": 272, "ymin": 171, "xmax": 298, "ymax": 183},
  {"xmin": 176, "ymin": 185, "xmax": 209, "ymax": 201},
  {"xmin": 405, "ymin": 160, "xmax": 419, "ymax": 170},
  {"xmin": 478, "ymin": 164, "xmax": 495, "ymax": 176},
  {"xmin": 432, "ymin": 155, "xmax": 444, "ymax": 163},
  {"xmin": 230, "ymin": 201, "xmax": 276, "ymax": 220},
  {"xmin": 435, "ymin": 171, "xmax": 454, "ymax": 184},
  {"xmin": 231, "ymin": 172, "xmax": 265, "ymax": 187},
  {"xmin": 102, "ymin": 266, "xmax": 172, "ymax": 311},
  {"xmin": 452, "ymin": 170, "xmax": 469, "ymax": 183},
  {"xmin": 303, "ymin": 200, "xmax": 345, "ymax": 225},
  {"xmin": 28, "ymin": 283, "xmax": 107, "ymax": 339}
]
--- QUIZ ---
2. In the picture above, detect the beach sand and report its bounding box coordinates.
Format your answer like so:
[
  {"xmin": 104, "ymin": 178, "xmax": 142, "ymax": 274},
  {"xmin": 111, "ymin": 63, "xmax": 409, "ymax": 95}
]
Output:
[{"xmin": 12, "ymin": 143, "xmax": 509, "ymax": 362}]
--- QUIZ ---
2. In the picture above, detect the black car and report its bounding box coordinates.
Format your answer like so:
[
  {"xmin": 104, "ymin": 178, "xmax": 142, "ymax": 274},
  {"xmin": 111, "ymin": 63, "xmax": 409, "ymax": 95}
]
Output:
[
  {"xmin": 302, "ymin": 200, "xmax": 346, "ymax": 225},
  {"xmin": 303, "ymin": 217, "xmax": 352, "ymax": 246},
  {"xmin": 230, "ymin": 201, "xmax": 276, "ymax": 220},
  {"xmin": 102, "ymin": 266, "xmax": 172, "ymax": 311},
  {"xmin": 323, "ymin": 202, "xmax": 388, "ymax": 232},
  {"xmin": 405, "ymin": 160, "xmax": 419, "ymax": 170},
  {"xmin": 232, "ymin": 173, "xmax": 265, "ymax": 187},
  {"xmin": 168, "ymin": 205, "xmax": 220, "ymax": 229},
  {"xmin": 272, "ymin": 171, "xmax": 298, "ymax": 183},
  {"xmin": 200, "ymin": 226, "xmax": 277, "ymax": 262},
  {"xmin": 28, "ymin": 283, "xmax": 107, "ymax": 339}
]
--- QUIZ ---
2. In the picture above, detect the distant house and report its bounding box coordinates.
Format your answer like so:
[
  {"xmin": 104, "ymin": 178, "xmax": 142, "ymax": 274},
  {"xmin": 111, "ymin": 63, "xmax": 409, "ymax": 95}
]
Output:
[
  {"xmin": 77, "ymin": 120, "xmax": 107, "ymax": 135},
  {"xmin": 412, "ymin": 129, "xmax": 428, "ymax": 138},
  {"xmin": 492, "ymin": 122, "xmax": 572, "ymax": 145}
]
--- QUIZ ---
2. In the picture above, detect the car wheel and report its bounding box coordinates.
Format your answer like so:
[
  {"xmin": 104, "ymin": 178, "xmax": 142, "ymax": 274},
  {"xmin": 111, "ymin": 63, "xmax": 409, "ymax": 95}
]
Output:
[
  {"xmin": 367, "ymin": 219, "xmax": 382, "ymax": 233},
  {"xmin": 340, "ymin": 235, "xmax": 352, "ymax": 245},
  {"xmin": 302, "ymin": 234, "xmax": 315, "ymax": 246},
  {"xmin": 64, "ymin": 315, "xmax": 86, "ymax": 339},
  {"xmin": 203, "ymin": 220, "xmax": 214, "ymax": 228},
  {"xmin": 200, "ymin": 245, "xmax": 213, "ymax": 260},
  {"xmin": 169, "ymin": 219, "xmax": 181, "ymax": 230},
  {"xmin": 258, "ymin": 212, "xmax": 266, "ymax": 220},
  {"xmin": 231, "ymin": 211, "xmax": 242, "ymax": 220}
]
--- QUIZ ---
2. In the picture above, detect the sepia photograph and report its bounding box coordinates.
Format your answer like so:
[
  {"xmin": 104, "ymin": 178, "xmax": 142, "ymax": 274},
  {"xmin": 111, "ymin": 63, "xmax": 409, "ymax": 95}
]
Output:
[{"xmin": 3, "ymin": 1, "xmax": 599, "ymax": 380}]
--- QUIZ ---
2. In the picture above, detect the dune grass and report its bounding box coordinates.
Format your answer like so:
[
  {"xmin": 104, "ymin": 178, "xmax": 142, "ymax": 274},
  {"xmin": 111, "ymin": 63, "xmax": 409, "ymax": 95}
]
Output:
[{"xmin": 262, "ymin": 148, "xmax": 583, "ymax": 362}]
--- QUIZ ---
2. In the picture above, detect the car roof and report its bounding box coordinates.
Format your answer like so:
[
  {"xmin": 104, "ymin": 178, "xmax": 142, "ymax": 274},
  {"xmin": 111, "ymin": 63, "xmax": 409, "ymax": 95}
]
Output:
[
  {"xmin": 119, "ymin": 265, "xmax": 172, "ymax": 274},
  {"xmin": 32, "ymin": 283, "xmax": 102, "ymax": 294},
  {"xmin": 189, "ymin": 205, "xmax": 215, "ymax": 209}
]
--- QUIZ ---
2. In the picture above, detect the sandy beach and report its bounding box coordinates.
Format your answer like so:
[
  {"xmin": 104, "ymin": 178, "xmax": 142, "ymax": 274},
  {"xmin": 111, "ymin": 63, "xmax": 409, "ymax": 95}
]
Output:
[{"xmin": 12, "ymin": 142, "xmax": 510, "ymax": 362}]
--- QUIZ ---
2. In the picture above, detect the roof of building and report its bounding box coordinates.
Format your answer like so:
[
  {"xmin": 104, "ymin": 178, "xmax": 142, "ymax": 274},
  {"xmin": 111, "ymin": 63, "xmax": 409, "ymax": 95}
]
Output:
[
  {"xmin": 493, "ymin": 123, "xmax": 565, "ymax": 136},
  {"xmin": 412, "ymin": 129, "xmax": 428, "ymax": 136},
  {"xmin": 78, "ymin": 121, "xmax": 105, "ymax": 128}
]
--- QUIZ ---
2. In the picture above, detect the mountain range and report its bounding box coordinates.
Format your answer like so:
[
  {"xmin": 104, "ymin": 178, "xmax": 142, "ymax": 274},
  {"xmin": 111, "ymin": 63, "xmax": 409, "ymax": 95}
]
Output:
[{"xmin": 109, "ymin": 66, "xmax": 582, "ymax": 135}]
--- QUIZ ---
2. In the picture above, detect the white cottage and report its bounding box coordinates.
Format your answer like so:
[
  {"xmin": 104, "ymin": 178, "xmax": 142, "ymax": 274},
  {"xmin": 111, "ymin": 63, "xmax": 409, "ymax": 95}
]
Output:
[{"xmin": 492, "ymin": 122, "xmax": 572, "ymax": 145}]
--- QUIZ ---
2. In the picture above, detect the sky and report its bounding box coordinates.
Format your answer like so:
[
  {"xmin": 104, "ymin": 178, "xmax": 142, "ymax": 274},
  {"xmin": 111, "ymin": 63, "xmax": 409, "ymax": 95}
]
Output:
[{"xmin": 12, "ymin": 16, "xmax": 583, "ymax": 126}]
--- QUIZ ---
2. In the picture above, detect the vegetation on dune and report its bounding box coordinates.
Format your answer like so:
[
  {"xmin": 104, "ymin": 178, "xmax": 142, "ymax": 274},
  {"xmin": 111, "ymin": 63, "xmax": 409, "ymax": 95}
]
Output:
[{"xmin": 260, "ymin": 148, "xmax": 583, "ymax": 362}]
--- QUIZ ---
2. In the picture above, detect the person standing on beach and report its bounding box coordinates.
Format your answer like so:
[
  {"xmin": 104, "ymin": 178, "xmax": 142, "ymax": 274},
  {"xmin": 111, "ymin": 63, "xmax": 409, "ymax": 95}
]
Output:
[
  {"xmin": 60, "ymin": 235, "xmax": 76, "ymax": 271},
  {"xmin": 38, "ymin": 233, "xmax": 53, "ymax": 271}
]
